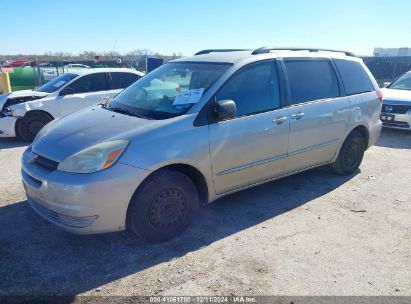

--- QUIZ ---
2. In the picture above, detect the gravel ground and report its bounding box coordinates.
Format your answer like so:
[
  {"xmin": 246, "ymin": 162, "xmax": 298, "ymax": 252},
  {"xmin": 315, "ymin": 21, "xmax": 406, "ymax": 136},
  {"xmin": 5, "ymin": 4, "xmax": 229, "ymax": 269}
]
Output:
[{"xmin": 0, "ymin": 128, "xmax": 410, "ymax": 298}]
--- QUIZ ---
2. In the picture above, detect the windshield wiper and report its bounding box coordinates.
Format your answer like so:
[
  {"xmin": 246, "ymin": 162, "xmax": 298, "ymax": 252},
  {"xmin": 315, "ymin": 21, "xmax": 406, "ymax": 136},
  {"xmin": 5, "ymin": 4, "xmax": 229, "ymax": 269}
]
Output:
[
  {"xmin": 105, "ymin": 105, "xmax": 154, "ymax": 120},
  {"xmin": 391, "ymin": 87, "xmax": 411, "ymax": 91},
  {"xmin": 108, "ymin": 107, "xmax": 136, "ymax": 116}
]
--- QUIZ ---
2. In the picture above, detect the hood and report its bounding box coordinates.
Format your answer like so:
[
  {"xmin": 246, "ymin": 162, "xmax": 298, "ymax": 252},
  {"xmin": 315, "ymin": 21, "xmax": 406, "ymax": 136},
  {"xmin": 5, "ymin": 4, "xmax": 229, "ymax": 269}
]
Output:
[
  {"xmin": 381, "ymin": 88, "xmax": 411, "ymax": 103},
  {"xmin": 0, "ymin": 90, "xmax": 49, "ymax": 109},
  {"xmin": 32, "ymin": 106, "xmax": 162, "ymax": 162}
]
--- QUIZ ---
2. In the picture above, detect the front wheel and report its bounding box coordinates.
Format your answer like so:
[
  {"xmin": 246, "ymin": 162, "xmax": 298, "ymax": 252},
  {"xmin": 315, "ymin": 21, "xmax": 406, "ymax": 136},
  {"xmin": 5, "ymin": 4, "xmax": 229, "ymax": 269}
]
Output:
[
  {"xmin": 127, "ymin": 170, "xmax": 199, "ymax": 243},
  {"xmin": 330, "ymin": 130, "xmax": 366, "ymax": 176},
  {"xmin": 18, "ymin": 112, "xmax": 53, "ymax": 142}
]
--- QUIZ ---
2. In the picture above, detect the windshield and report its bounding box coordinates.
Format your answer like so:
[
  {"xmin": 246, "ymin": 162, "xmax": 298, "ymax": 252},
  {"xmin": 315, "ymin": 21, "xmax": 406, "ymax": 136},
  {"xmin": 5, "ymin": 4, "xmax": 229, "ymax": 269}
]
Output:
[
  {"xmin": 108, "ymin": 62, "xmax": 230, "ymax": 119},
  {"xmin": 36, "ymin": 73, "xmax": 78, "ymax": 93},
  {"xmin": 388, "ymin": 73, "xmax": 411, "ymax": 90}
]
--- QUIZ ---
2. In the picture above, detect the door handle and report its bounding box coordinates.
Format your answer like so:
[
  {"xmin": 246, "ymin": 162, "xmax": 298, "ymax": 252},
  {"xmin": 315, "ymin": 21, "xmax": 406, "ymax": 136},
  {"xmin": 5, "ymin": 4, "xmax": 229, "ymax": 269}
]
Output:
[
  {"xmin": 272, "ymin": 116, "xmax": 288, "ymax": 124},
  {"xmin": 290, "ymin": 112, "xmax": 305, "ymax": 119}
]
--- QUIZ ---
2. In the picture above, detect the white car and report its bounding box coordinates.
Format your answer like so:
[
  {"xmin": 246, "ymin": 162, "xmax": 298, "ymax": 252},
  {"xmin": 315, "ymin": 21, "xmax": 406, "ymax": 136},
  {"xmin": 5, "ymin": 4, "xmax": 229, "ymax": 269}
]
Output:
[
  {"xmin": 381, "ymin": 71, "xmax": 411, "ymax": 130},
  {"xmin": 63, "ymin": 63, "xmax": 91, "ymax": 69},
  {"xmin": 0, "ymin": 68, "xmax": 144, "ymax": 141}
]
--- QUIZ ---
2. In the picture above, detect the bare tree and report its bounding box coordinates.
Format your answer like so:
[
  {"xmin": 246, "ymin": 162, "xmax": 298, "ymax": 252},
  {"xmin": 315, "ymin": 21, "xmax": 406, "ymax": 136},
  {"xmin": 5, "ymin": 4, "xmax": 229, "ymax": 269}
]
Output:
[
  {"xmin": 101, "ymin": 51, "xmax": 120, "ymax": 60},
  {"xmin": 79, "ymin": 51, "xmax": 99, "ymax": 60},
  {"xmin": 0, "ymin": 48, "xmax": 181, "ymax": 63}
]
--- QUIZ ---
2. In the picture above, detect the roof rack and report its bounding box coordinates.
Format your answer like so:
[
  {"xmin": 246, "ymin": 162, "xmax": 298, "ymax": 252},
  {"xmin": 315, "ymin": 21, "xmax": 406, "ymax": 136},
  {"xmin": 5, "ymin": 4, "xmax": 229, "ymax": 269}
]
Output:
[
  {"xmin": 195, "ymin": 49, "xmax": 250, "ymax": 55},
  {"xmin": 251, "ymin": 47, "xmax": 356, "ymax": 57}
]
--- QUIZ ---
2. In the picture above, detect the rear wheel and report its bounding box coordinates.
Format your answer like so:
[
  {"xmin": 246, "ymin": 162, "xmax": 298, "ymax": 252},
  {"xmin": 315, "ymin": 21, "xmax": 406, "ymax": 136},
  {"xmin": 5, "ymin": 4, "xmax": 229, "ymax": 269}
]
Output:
[
  {"xmin": 18, "ymin": 112, "xmax": 53, "ymax": 142},
  {"xmin": 330, "ymin": 130, "xmax": 366, "ymax": 175},
  {"xmin": 127, "ymin": 170, "xmax": 199, "ymax": 243}
]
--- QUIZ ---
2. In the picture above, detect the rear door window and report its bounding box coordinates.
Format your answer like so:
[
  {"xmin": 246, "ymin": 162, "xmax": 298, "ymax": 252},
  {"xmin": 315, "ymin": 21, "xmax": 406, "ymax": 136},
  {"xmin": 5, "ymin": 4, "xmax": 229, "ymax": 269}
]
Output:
[
  {"xmin": 334, "ymin": 59, "xmax": 374, "ymax": 95},
  {"xmin": 284, "ymin": 59, "xmax": 340, "ymax": 105},
  {"xmin": 109, "ymin": 72, "xmax": 141, "ymax": 90}
]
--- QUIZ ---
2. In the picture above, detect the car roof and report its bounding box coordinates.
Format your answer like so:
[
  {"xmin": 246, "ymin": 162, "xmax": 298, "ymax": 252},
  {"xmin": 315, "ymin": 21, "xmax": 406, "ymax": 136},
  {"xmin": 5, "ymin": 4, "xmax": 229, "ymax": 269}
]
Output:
[
  {"xmin": 171, "ymin": 51, "xmax": 254, "ymax": 64},
  {"xmin": 171, "ymin": 49, "xmax": 360, "ymax": 65},
  {"xmin": 73, "ymin": 68, "xmax": 144, "ymax": 76}
]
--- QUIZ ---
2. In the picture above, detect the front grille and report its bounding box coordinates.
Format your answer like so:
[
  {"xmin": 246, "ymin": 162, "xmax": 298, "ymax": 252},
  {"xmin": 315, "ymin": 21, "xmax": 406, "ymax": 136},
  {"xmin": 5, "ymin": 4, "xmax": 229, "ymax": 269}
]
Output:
[
  {"xmin": 382, "ymin": 121, "xmax": 410, "ymax": 129},
  {"xmin": 34, "ymin": 154, "xmax": 59, "ymax": 171},
  {"xmin": 28, "ymin": 198, "xmax": 98, "ymax": 229},
  {"xmin": 382, "ymin": 104, "xmax": 411, "ymax": 114}
]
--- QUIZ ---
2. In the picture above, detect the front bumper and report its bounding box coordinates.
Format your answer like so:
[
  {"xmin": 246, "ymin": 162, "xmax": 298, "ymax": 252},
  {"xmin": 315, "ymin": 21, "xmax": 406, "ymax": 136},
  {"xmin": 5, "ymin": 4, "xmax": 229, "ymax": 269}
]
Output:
[
  {"xmin": 381, "ymin": 102, "xmax": 411, "ymax": 130},
  {"xmin": 380, "ymin": 111, "xmax": 411, "ymax": 130},
  {"xmin": 21, "ymin": 147, "xmax": 150, "ymax": 234},
  {"xmin": 0, "ymin": 116, "xmax": 17, "ymax": 137}
]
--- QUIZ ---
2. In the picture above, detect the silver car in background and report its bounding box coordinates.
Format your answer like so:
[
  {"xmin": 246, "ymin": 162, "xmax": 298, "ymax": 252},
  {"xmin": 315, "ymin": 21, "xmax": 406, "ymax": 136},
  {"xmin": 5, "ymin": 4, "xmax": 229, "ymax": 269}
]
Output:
[
  {"xmin": 21, "ymin": 47, "xmax": 382, "ymax": 242},
  {"xmin": 381, "ymin": 71, "xmax": 411, "ymax": 130}
]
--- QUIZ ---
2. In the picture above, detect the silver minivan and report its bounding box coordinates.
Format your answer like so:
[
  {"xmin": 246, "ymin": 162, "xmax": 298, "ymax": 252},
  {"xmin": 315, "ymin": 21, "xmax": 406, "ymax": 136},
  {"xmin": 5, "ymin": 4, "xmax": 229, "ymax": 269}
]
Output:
[{"xmin": 22, "ymin": 47, "xmax": 382, "ymax": 242}]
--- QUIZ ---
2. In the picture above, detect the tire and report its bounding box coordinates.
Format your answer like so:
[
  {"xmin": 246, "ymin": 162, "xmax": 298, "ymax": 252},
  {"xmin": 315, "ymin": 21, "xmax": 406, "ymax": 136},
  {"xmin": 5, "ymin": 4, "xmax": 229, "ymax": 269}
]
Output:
[
  {"xmin": 127, "ymin": 169, "xmax": 199, "ymax": 243},
  {"xmin": 18, "ymin": 112, "xmax": 53, "ymax": 142},
  {"xmin": 330, "ymin": 130, "xmax": 366, "ymax": 176}
]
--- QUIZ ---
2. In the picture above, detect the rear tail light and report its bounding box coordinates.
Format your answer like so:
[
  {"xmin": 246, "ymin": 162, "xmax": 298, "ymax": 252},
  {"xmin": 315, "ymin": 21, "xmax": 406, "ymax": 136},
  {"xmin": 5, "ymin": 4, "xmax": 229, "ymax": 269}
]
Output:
[{"xmin": 377, "ymin": 89, "xmax": 383, "ymax": 103}]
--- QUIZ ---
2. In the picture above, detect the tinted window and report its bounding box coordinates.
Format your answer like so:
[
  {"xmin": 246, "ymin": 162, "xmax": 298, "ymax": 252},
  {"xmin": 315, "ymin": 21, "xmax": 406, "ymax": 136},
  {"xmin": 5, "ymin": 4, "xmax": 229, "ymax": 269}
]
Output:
[
  {"xmin": 334, "ymin": 59, "xmax": 374, "ymax": 95},
  {"xmin": 216, "ymin": 61, "xmax": 280, "ymax": 117},
  {"xmin": 69, "ymin": 73, "xmax": 106, "ymax": 93},
  {"xmin": 284, "ymin": 59, "xmax": 340, "ymax": 104},
  {"xmin": 110, "ymin": 72, "xmax": 140, "ymax": 89}
]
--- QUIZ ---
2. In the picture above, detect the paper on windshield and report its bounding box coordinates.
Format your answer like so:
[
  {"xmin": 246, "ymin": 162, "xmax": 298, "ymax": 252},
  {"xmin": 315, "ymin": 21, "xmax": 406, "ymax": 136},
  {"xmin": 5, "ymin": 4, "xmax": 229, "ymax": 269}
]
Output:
[
  {"xmin": 53, "ymin": 80, "xmax": 66, "ymax": 88},
  {"xmin": 173, "ymin": 88, "xmax": 204, "ymax": 105}
]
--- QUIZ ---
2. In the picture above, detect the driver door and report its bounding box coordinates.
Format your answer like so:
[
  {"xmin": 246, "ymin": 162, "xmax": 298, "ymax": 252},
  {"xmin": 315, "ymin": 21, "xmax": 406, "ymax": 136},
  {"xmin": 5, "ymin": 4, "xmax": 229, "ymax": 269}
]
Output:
[{"xmin": 58, "ymin": 73, "xmax": 110, "ymax": 116}]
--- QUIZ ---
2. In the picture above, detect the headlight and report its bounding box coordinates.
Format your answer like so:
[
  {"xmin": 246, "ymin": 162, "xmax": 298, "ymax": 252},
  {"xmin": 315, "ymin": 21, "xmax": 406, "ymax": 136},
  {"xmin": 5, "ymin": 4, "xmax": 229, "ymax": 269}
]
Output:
[
  {"xmin": 57, "ymin": 140, "xmax": 129, "ymax": 173},
  {"xmin": 3, "ymin": 108, "xmax": 16, "ymax": 117}
]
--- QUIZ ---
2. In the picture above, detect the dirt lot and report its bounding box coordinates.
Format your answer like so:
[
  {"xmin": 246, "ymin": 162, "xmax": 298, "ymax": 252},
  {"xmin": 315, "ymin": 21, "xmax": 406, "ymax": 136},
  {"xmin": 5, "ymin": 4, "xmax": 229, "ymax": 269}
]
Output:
[{"xmin": 0, "ymin": 128, "xmax": 410, "ymax": 297}]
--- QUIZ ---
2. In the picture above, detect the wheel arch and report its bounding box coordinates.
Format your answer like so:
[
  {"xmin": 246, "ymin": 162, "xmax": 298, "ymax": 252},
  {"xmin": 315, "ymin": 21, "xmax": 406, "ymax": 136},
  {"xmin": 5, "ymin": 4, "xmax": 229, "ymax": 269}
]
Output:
[
  {"xmin": 156, "ymin": 163, "xmax": 209, "ymax": 205},
  {"xmin": 333, "ymin": 124, "xmax": 370, "ymax": 163},
  {"xmin": 23, "ymin": 109, "xmax": 54, "ymax": 120},
  {"xmin": 130, "ymin": 163, "xmax": 210, "ymax": 208},
  {"xmin": 350, "ymin": 124, "xmax": 369, "ymax": 148}
]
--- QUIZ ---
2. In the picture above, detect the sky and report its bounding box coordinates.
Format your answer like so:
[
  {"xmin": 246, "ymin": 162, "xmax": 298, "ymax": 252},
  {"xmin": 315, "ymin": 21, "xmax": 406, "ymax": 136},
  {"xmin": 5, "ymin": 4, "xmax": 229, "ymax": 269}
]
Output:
[{"xmin": 2, "ymin": 0, "xmax": 411, "ymax": 56}]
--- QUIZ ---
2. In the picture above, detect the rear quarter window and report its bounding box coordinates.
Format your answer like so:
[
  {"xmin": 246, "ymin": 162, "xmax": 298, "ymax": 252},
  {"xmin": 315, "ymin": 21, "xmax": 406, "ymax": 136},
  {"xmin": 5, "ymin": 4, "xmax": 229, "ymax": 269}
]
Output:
[{"xmin": 334, "ymin": 59, "xmax": 374, "ymax": 95}]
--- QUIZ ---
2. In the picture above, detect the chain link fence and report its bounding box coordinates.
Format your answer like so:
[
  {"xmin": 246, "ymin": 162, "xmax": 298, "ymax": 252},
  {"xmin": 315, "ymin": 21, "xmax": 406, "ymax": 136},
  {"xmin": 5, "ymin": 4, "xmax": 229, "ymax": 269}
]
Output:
[
  {"xmin": 37, "ymin": 57, "xmax": 411, "ymax": 88},
  {"xmin": 362, "ymin": 56, "xmax": 411, "ymax": 87},
  {"xmin": 3, "ymin": 56, "xmax": 411, "ymax": 91}
]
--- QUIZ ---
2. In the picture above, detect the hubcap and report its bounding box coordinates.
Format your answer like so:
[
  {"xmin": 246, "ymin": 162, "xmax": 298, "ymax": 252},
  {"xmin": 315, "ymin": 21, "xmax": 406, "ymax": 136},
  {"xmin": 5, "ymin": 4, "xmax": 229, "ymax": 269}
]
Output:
[{"xmin": 148, "ymin": 189, "xmax": 187, "ymax": 230}]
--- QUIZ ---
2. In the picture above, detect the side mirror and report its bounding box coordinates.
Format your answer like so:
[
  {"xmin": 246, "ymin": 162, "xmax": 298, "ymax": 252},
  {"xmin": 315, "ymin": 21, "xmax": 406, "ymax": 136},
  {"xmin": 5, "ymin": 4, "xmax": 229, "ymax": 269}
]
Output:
[
  {"xmin": 60, "ymin": 87, "xmax": 75, "ymax": 96},
  {"xmin": 383, "ymin": 82, "xmax": 391, "ymax": 88},
  {"xmin": 215, "ymin": 99, "xmax": 237, "ymax": 120}
]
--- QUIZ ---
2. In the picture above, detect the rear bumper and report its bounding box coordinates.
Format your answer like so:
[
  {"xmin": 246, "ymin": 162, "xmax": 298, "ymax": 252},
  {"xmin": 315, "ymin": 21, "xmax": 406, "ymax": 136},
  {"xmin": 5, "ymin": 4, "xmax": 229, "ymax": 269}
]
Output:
[
  {"xmin": 368, "ymin": 119, "xmax": 382, "ymax": 148},
  {"xmin": 21, "ymin": 147, "xmax": 150, "ymax": 234},
  {"xmin": 0, "ymin": 116, "xmax": 17, "ymax": 137}
]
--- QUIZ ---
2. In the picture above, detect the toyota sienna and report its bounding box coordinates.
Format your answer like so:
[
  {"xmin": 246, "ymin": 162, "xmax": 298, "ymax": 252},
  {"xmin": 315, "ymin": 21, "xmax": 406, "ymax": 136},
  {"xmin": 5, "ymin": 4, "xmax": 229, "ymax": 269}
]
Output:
[{"xmin": 21, "ymin": 47, "xmax": 383, "ymax": 242}]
